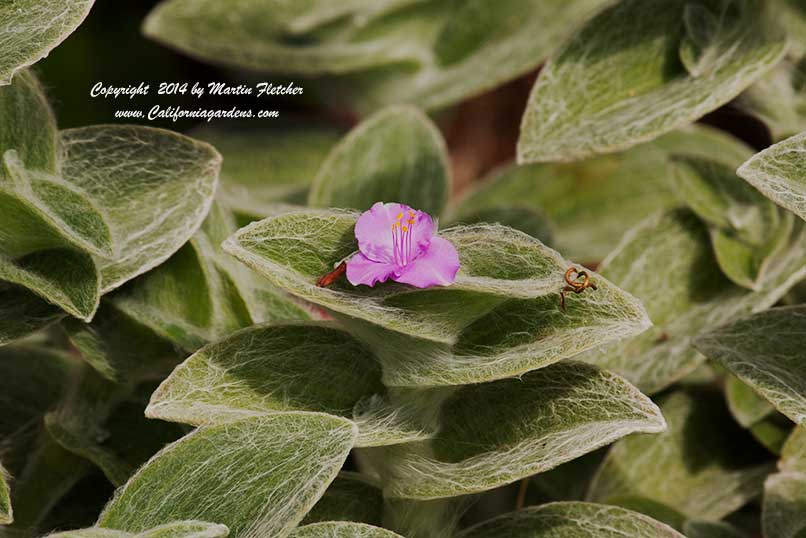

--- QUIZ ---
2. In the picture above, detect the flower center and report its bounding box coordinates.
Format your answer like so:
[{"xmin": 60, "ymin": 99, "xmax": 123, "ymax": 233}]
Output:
[{"xmin": 391, "ymin": 210, "xmax": 417, "ymax": 267}]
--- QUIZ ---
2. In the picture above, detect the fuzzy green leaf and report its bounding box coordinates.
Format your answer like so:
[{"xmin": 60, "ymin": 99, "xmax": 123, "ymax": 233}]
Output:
[
  {"xmin": 580, "ymin": 210, "xmax": 806, "ymax": 394},
  {"xmin": 63, "ymin": 301, "xmax": 184, "ymax": 383},
  {"xmin": 0, "ymin": 463, "xmax": 10, "ymax": 525},
  {"xmin": 44, "ymin": 414, "xmax": 133, "ymax": 489},
  {"xmin": 775, "ymin": 0, "xmax": 806, "ymax": 56},
  {"xmin": 43, "ymin": 371, "xmax": 184, "ymax": 488},
  {"xmin": 518, "ymin": 0, "xmax": 786, "ymax": 163},
  {"xmin": 670, "ymin": 156, "xmax": 792, "ymax": 290},
  {"xmin": 726, "ymin": 375, "xmax": 775, "ymax": 428},
  {"xmin": 46, "ymin": 521, "xmax": 229, "ymax": 538},
  {"xmin": 763, "ymin": 472, "xmax": 806, "ymax": 538},
  {"xmin": 146, "ymin": 322, "xmax": 428, "ymax": 447},
  {"xmin": 0, "ymin": 0, "xmax": 95, "ymax": 85},
  {"xmin": 98, "ymin": 413, "xmax": 356, "ymax": 538},
  {"xmin": 588, "ymin": 387, "xmax": 773, "ymax": 520},
  {"xmin": 107, "ymin": 203, "xmax": 310, "ymax": 352},
  {"xmin": 0, "ymin": 286, "xmax": 64, "ymax": 345},
  {"xmin": 309, "ymin": 106, "xmax": 450, "ymax": 216},
  {"xmin": 0, "ymin": 247, "xmax": 101, "ymax": 322},
  {"xmin": 0, "ymin": 71, "xmax": 104, "ymax": 320},
  {"xmin": 0, "ymin": 344, "xmax": 78, "ymax": 440},
  {"xmin": 738, "ymin": 131, "xmax": 806, "ymax": 222},
  {"xmin": 455, "ymin": 125, "xmax": 752, "ymax": 261},
  {"xmin": 457, "ymin": 502, "xmax": 686, "ymax": 538},
  {"xmin": 381, "ymin": 498, "xmax": 466, "ymax": 538},
  {"xmin": 289, "ymin": 522, "xmax": 403, "ymax": 538},
  {"xmin": 193, "ymin": 124, "xmax": 341, "ymax": 221},
  {"xmin": 449, "ymin": 205, "xmax": 553, "ymax": 247},
  {"xmin": 143, "ymin": 0, "xmax": 604, "ymax": 112},
  {"xmin": 782, "ymin": 427, "xmax": 806, "ymax": 474},
  {"xmin": 382, "ymin": 361, "xmax": 665, "ymax": 499},
  {"xmin": 302, "ymin": 472, "xmax": 383, "ymax": 526},
  {"xmin": 683, "ymin": 520, "xmax": 749, "ymax": 538},
  {"xmin": 60, "ymin": 125, "xmax": 220, "ymax": 293},
  {"xmin": 0, "ymin": 69, "xmax": 57, "ymax": 173},
  {"xmin": 696, "ymin": 305, "xmax": 806, "ymax": 425},
  {"xmin": 749, "ymin": 416, "xmax": 791, "ymax": 455},
  {"xmin": 6, "ymin": 433, "xmax": 93, "ymax": 535},
  {"xmin": 224, "ymin": 209, "xmax": 650, "ymax": 386},
  {"xmin": 45, "ymin": 529, "xmax": 131, "ymax": 538},
  {"xmin": 0, "ymin": 71, "xmax": 220, "ymax": 324},
  {"xmin": 737, "ymin": 57, "xmax": 806, "ymax": 142},
  {"xmin": 134, "ymin": 521, "xmax": 228, "ymax": 538}
]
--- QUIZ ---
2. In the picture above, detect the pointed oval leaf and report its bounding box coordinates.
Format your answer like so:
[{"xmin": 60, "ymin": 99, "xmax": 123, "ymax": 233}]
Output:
[
  {"xmin": 136, "ymin": 521, "xmax": 230, "ymax": 538},
  {"xmin": 45, "ymin": 521, "xmax": 230, "ymax": 538},
  {"xmin": 0, "ymin": 72, "xmax": 114, "ymax": 260},
  {"xmin": 0, "ymin": 344, "xmax": 78, "ymax": 439},
  {"xmin": 738, "ymin": 131, "xmax": 806, "ymax": 222},
  {"xmin": 45, "ymin": 528, "xmax": 132, "ymax": 538},
  {"xmin": 0, "ymin": 247, "xmax": 101, "ymax": 320},
  {"xmin": 98, "ymin": 413, "xmax": 356, "ymax": 538},
  {"xmin": 309, "ymin": 106, "xmax": 450, "ymax": 216},
  {"xmin": 457, "ymin": 502, "xmax": 685, "ymax": 538},
  {"xmin": 0, "ymin": 462, "xmax": 11, "ymax": 525},
  {"xmin": 146, "ymin": 322, "xmax": 424, "ymax": 447},
  {"xmin": 302, "ymin": 472, "xmax": 383, "ymax": 526},
  {"xmin": 448, "ymin": 204, "xmax": 553, "ymax": 247},
  {"xmin": 725, "ymin": 374, "xmax": 775, "ymax": 428},
  {"xmin": 0, "ymin": 0, "xmax": 95, "ymax": 85},
  {"xmin": 143, "ymin": 0, "xmax": 604, "ymax": 112},
  {"xmin": 683, "ymin": 521, "xmax": 749, "ymax": 538},
  {"xmin": 696, "ymin": 305, "xmax": 806, "ymax": 425},
  {"xmin": 383, "ymin": 361, "xmax": 665, "ymax": 499},
  {"xmin": 193, "ymin": 124, "xmax": 341, "ymax": 220},
  {"xmin": 59, "ymin": 125, "xmax": 220, "ymax": 292},
  {"xmin": 588, "ymin": 387, "xmax": 774, "ymax": 520},
  {"xmin": 0, "ymin": 69, "xmax": 57, "ymax": 172},
  {"xmin": 8, "ymin": 434, "xmax": 93, "ymax": 534},
  {"xmin": 62, "ymin": 301, "xmax": 184, "ymax": 383},
  {"xmin": 763, "ymin": 472, "xmax": 806, "ymax": 538},
  {"xmin": 108, "ymin": 204, "xmax": 310, "ymax": 353},
  {"xmin": 41, "ymin": 371, "xmax": 186, "ymax": 490},
  {"xmin": 44, "ymin": 411, "xmax": 134, "ymax": 488},
  {"xmin": 670, "ymin": 155, "xmax": 792, "ymax": 290},
  {"xmin": 456, "ymin": 125, "xmax": 752, "ymax": 261},
  {"xmin": 782, "ymin": 427, "xmax": 806, "ymax": 474},
  {"xmin": 289, "ymin": 522, "xmax": 403, "ymax": 538},
  {"xmin": 737, "ymin": 57, "xmax": 806, "ymax": 142},
  {"xmin": 143, "ymin": 0, "xmax": 422, "ymax": 76},
  {"xmin": 580, "ymin": 210, "xmax": 806, "ymax": 394},
  {"xmin": 224, "ymin": 209, "xmax": 650, "ymax": 386},
  {"xmin": 348, "ymin": 0, "xmax": 608, "ymax": 112},
  {"xmin": 518, "ymin": 0, "xmax": 787, "ymax": 163},
  {"xmin": 0, "ymin": 72, "xmax": 221, "ymax": 322},
  {"xmin": 0, "ymin": 285, "xmax": 65, "ymax": 346}
]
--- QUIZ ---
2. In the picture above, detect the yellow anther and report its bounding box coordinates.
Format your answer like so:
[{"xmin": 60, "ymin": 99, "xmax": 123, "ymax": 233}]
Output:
[
  {"xmin": 397, "ymin": 213, "xmax": 404, "ymax": 220},
  {"xmin": 408, "ymin": 219, "xmax": 416, "ymax": 225},
  {"xmin": 408, "ymin": 210, "xmax": 415, "ymax": 216},
  {"xmin": 402, "ymin": 226, "xmax": 409, "ymax": 232}
]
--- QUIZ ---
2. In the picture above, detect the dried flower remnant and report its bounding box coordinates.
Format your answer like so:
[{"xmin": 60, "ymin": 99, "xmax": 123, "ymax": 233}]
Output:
[
  {"xmin": 560, "ymin": 266, "xmax": 598, "ymax": 311},
  {"xmin": 338, "ymin": 202, "xmax": 460, "ymax": 289}
]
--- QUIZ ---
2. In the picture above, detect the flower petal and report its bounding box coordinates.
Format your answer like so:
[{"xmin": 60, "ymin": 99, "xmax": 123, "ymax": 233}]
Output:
[
  {"xmin": 393, "ymin": 236, "xmax": 460, "ymax": 288},
  {"xmin": 354, "ymin": 202, "xmax": 405, "ymax": 263},
  {"xmin": 346, "ymin": 252, "xmax": 396, "ymax": 287},
  {"xmin": 354, "ymin": 202, "xmax": 434, "ymax": 263},
  {"xmin": 410, "ymin": 210, "xmax": 435, "ymax": 258}
]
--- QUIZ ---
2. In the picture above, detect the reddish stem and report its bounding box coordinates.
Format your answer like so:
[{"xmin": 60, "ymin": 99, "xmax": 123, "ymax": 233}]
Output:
[{"xmin": 316, "ymin": 262, "xmax": 347, "ymax": 288}]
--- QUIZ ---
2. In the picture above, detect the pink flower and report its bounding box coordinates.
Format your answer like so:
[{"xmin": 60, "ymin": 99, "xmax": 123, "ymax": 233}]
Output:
[{"xmin": 346, "ymin": 202, "xmax": 460, "ymax": 288}]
